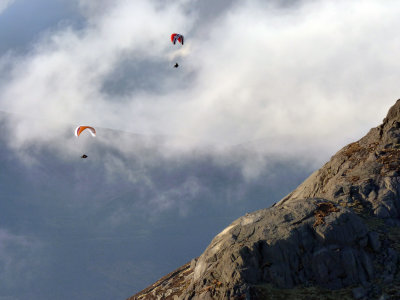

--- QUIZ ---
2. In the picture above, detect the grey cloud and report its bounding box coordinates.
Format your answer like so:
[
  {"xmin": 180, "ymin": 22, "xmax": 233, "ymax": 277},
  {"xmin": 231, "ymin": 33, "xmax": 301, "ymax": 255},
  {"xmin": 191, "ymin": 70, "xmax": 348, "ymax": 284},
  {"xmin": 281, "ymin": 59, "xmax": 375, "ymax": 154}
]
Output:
[
  {"xmin": 0, "ymin": 113, "xmax": 314, "ymax": 299},
  {"xmin": 0, "ymin": 0, "xmax": 14, "ymax": 14}
]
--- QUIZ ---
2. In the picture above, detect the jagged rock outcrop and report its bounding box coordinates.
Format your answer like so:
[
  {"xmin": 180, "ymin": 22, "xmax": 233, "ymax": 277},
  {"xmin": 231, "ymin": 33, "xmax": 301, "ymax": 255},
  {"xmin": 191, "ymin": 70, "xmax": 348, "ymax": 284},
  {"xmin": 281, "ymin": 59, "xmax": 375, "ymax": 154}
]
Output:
[
  {"xmin": 127, "ymin": 262, "xmax": 193, "ymax": 300},
  {"xmin": 129, "ymin": 100, "xmax": 400, "ymax": 300},
  {"xmin": 278, "ymin": 99, "xmax": 400, "ymax": 222}
]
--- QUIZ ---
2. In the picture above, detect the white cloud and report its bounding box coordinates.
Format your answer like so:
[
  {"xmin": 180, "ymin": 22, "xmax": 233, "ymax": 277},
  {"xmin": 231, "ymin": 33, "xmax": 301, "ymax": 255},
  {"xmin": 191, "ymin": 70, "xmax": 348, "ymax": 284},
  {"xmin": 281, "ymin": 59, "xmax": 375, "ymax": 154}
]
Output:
[
  {"xmin": 1, "ymin": 0, "xmax": 400, "ymax": 167},
  {"xmin": 0, "ymin": 0, "xmax": 14, "ymax": 14}
]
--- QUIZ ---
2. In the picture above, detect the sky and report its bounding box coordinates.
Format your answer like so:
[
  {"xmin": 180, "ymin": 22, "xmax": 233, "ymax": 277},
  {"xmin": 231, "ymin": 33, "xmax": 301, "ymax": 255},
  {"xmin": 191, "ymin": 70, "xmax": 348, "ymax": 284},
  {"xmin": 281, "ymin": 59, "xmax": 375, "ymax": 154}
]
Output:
[
  {"xmin": 0, "ymin": 0, "xmax": 400, "ymax": 299},
  {"xmin": 1, "ymin": 0, "xmax": 399, "ymax": 159}
]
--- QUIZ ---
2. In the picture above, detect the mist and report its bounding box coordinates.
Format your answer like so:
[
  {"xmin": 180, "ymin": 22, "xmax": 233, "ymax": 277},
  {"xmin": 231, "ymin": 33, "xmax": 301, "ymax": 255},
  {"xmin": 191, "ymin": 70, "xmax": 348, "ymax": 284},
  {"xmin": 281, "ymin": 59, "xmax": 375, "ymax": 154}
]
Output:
[{"xmin": 0, "ymin": 0, "xmax": 398, "ymax": 165}]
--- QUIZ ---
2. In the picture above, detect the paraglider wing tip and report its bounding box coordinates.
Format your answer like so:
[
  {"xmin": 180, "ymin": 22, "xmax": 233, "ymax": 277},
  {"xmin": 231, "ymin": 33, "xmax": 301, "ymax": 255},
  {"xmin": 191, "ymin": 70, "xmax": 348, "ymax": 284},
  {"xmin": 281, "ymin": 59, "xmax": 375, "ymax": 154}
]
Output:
[{"xmin": 74, "ymin": 126, "xmax": 80, "ymax": 137}]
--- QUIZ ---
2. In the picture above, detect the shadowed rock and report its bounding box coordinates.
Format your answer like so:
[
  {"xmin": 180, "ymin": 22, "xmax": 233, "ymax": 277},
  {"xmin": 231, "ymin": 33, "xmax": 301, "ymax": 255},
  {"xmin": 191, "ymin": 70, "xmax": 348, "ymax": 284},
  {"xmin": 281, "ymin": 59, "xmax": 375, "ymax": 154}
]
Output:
[{"xmin": 128, "ymin": 100, "xmax": 400, "ymax": 300}]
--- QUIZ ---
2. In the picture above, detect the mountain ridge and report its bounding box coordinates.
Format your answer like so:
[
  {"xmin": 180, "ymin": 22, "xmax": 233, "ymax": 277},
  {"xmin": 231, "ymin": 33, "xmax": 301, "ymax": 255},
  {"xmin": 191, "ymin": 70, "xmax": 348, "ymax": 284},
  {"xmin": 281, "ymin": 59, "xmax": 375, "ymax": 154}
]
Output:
[{"xmin": 128, "ymin": 100, "xmax": 400, "ymax": 299}]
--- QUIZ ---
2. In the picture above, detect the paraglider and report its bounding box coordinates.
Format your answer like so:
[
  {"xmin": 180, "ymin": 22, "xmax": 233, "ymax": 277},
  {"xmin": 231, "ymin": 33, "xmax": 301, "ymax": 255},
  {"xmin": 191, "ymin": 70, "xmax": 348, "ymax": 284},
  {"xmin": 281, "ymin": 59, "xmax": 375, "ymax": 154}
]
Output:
[
  {"xmin": 75, "ymin": 126, "xmax": 96, "ymax": 137},
  {"xmin": 171, "ymin": 33, "xmax": 184, "ymax": 45},
  {"xmin": 171, "ymin": 33, "xmax": 184, "ymax": 68},
  {"xmin": 75, "ymin": 126, "xmax": 96, "ymax": 159}
]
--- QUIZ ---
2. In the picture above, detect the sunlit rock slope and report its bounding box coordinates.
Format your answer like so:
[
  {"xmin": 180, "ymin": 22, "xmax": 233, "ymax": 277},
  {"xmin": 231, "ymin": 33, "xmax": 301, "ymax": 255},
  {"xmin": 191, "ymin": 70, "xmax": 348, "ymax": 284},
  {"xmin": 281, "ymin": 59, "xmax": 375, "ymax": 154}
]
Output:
[{"xmin": 128, "ymin": 100, "xmax": 400, "ymax": 300}]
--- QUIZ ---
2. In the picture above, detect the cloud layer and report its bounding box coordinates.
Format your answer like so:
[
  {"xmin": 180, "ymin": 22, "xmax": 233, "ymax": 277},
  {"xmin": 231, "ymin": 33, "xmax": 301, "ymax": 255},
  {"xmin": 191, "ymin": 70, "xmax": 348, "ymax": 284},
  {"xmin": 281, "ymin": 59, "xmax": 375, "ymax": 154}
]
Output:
[{"xmin": 1, "ymin": 0, "xmax": 399, "ymax": 165}]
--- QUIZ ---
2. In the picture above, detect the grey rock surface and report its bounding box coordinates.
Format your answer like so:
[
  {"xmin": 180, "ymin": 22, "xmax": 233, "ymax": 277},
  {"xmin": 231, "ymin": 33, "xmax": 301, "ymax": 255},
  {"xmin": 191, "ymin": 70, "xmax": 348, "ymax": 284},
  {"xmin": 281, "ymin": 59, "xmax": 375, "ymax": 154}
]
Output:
[
  {"xmin": 181, "ymin": 199, "xmax": 376, "ymax": 299},
  {"xmin": 129, "ymin": 100, "xmax": 400, "ymax": 299}
]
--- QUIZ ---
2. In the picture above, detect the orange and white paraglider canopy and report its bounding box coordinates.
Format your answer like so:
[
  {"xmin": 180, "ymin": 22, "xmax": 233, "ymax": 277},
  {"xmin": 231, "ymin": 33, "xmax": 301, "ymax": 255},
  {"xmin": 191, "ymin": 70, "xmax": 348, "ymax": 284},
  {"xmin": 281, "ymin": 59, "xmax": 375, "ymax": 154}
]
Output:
[{"xmin": 75, "ymin": 126, "xmax": 96, "ymax": 137}]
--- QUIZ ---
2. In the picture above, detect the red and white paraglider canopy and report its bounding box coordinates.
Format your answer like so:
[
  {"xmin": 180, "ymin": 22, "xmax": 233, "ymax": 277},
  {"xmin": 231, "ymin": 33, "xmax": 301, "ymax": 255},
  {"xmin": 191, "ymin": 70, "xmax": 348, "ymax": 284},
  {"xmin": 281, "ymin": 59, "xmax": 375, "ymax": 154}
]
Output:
[{"xmin": 171, "ymin": 33, "xmax": 184, "ymax": 45}]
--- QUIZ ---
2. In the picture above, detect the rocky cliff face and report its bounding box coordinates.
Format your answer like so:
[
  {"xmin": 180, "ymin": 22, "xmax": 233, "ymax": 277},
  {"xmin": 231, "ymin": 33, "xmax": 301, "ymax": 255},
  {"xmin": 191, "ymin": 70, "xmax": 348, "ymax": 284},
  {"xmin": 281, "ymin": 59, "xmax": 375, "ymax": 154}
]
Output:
[{"xmin": 128, "ymin": 100, "xmax": 400, "ymax": 300}]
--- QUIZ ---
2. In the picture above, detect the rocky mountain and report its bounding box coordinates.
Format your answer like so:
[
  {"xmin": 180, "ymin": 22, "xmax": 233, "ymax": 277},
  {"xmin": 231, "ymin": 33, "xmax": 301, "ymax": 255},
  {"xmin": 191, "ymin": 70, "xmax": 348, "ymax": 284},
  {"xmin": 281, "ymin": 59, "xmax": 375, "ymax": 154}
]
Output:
[{"xmin": 128, "ymin": 100, "xmax": 400, "ymax": 300}]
